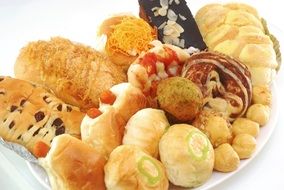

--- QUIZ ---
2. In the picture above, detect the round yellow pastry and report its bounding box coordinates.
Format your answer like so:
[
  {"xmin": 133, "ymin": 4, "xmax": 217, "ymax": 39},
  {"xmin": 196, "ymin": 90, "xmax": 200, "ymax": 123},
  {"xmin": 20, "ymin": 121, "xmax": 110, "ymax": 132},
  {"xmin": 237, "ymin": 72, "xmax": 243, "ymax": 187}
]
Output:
[
  {"xmin": 252, "ymin": 85, "xmax": 272, "ymax": 106},
  {"xmin": 246, "ymin": 104, "xmax": 270, "ymax": 126},
  {"xmin": 214, "ymin": 143, "xmax": 240, "ymax": 172},
  {"xmin": 232, "ymin": 134, "xmax": 256, "ymax": 159},
  {"xmin": 104, "ymin": 145, "xmax": 168, "ymax": 190},
  {"xmin": 193, "ymin": 111, "xmax": 232, "ymax": 148},
  {"xmin": 159, "ymin": 124, "xmax": 214, "ymax": 188},
  {"xmin": 232, "ymin": 118, "xmax": 260, "ymax": 137}
]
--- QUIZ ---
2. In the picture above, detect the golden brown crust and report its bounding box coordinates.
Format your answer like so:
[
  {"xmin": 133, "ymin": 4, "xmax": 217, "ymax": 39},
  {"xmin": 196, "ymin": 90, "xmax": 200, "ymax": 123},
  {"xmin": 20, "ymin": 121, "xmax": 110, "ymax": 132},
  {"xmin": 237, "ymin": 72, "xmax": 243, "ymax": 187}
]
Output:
[
  {"xmin": 81, "ymin": 106, "xmax": 125, "ymax": 157},
  {"xmin": 195, "ymin": 3, "xmax": 278, "ymax": 86},
  {"xmin": 0, "ymin": 76, "xmax": 84, "ymax": 154},
  {"xmin": 104, "ymin": 145, "xmax": 169, "ymax": 190},
  {"xmin": 39, "ymin": 134, "xmax": 106, "ymax": 190},
  {"xmin": 14, "ymin": 37, "xmax": 126, "ymax": 111},
  {"xmin": 102, "ymin": 83, "xmax": 147, "ymax": 122}
]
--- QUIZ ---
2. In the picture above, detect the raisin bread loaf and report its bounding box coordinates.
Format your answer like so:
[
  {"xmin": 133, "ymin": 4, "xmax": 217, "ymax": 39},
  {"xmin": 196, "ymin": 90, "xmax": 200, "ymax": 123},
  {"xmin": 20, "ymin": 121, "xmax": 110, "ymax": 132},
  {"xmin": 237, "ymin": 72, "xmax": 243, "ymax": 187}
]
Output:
[{"xmin": 0, "ymin": 76, "xmax": 84, "ymax": 155}]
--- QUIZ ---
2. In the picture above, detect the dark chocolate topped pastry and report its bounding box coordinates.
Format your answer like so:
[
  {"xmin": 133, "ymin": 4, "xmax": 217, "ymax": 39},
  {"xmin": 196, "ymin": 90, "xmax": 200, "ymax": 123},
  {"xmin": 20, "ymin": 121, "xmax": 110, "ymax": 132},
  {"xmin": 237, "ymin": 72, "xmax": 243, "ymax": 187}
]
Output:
[
  {"xmin": 138, "ymin": 0, "xmax": 207, "ymax": 50},
  {"xmin": 182, "ymin": 52, "xmax": 252, "ymax": 121}
]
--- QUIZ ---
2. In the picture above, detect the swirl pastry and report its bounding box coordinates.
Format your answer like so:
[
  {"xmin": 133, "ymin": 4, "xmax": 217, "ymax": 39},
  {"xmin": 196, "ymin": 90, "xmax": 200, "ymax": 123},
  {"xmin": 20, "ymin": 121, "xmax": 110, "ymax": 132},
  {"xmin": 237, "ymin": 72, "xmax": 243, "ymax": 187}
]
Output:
[{"xmin": 182, "ymin": 52, "xmax": 252, "ymax": 121}]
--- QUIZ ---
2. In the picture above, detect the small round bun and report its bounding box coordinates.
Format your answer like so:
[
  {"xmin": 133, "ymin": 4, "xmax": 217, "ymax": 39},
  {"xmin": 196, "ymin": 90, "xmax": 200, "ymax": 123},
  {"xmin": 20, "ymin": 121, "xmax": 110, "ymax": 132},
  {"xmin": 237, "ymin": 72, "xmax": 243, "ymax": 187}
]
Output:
[
  {"xmin": 214, "ymin": 143, "xmax": 240, "ymax": 172},
  {"xmin": 104, "ymin": 145, "xmax": 169, "ymax": 190},
  {"xmin": 159, "ymin": 124, "xmax": 214, "ymax": 188},
  {"xmin": 232, "ymin": 134, "xmax": 256, "ymax": 159},
  {"xmin": 252, "ymin": 85, "xmax": 272, "ymax": 106},
  {"xmin": 246, "ymin": 104, "xmax": 270, "ymax": 126},
  {"xmin": 232, "ymin": 118, "xmax": 259, "ymax": 137},
  {"xmin": 193, "ymin": 110, "xmax": 232, "ymax": 148}
]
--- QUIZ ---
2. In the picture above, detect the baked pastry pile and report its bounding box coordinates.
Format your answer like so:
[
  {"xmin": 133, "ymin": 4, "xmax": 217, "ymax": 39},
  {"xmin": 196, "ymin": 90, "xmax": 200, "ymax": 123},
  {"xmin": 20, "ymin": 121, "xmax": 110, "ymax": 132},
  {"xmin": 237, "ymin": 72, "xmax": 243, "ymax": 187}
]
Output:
[{"xmin": 0, "ymin": 0, "xmax": 281, "ymax": 190}]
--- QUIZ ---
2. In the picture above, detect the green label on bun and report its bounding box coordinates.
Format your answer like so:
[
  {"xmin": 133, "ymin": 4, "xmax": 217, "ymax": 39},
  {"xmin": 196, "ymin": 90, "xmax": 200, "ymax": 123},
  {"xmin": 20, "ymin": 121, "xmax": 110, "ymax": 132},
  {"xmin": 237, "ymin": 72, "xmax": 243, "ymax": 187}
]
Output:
[
  {"xmin": 187, "ymin": 131, "xmax": 210, "ymax": 161},
  {"xmin": 138, "ymin": 156, "xmax": 162, "ymax": 186}
]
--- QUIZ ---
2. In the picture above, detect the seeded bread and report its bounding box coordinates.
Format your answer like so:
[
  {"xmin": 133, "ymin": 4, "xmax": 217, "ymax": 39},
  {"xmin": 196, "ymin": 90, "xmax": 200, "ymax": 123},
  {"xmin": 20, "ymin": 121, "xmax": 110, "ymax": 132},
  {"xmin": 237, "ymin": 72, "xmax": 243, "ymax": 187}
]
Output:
[{"xmin": 0, "ymin": 76, "xmax": 84, "ymax": 155}]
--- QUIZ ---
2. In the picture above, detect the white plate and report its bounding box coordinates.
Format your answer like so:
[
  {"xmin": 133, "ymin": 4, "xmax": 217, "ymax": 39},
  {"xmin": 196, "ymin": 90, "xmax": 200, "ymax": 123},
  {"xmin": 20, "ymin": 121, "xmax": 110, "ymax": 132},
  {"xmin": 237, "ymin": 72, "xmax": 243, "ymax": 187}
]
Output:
[{"xmin": 26, "ymin": 82, "xmax": 279, "ymax": 190}]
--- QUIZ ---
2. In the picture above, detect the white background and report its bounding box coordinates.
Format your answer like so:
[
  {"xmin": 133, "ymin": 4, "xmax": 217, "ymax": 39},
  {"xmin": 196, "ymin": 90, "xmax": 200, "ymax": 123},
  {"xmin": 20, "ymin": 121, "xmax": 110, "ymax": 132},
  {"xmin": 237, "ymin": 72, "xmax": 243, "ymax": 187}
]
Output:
[{"xmin": 0, "ymin": 0, "xmax": 284, "ymax": 190}]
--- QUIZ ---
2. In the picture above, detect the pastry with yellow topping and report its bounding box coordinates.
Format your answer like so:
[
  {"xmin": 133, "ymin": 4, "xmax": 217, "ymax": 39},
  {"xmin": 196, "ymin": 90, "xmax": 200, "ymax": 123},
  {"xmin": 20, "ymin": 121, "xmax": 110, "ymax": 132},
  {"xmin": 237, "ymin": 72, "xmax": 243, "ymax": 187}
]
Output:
[{"xmin": 98, "ymin": 15, "xmax": 157, "ymax": 71}]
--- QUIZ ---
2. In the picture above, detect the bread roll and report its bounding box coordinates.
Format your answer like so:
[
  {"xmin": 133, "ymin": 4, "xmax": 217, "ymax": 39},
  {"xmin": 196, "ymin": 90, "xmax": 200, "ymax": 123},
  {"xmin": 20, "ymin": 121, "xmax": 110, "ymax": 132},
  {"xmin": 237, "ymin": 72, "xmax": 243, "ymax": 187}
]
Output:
[
  {"xmin": 232, "ymin": 118, "xmax": 259, "ymax": 137},
  {"xmin": 14, "ymin": 37, "xmax": 126, "ymax": 111},
  {"xmin": 246, "ymin": 104, "xmax": 270, "ymax": 125},
  {"xmin": 159, "ymin": 124, "xmax": 214, "ymax": 188},
  {"xmin": 214, "ymin": 143, "xmax": 240, "ymax": 172},
  {"xmin": 252, "ymin": 85, "xmax": 272, "ymax": 105},
  {"xmin": 232, "ymin": 134, "xmax": 256, "ymax": 159},
  {"xmin": 195, "ymin": 3, "xmax": 279, "ymax": 85},
  {"xmin": 100, "ymin": 83, "xmax": 147, "ymax": 122},
  {"xmin": 81, "ymin": 106, "xmax": 125, "ymax": 157},
  {"xmin": 104, "ymin": 145, "xmax": 169, "ymax": 190},
  {"xmin": 193, "ymin": 110, "xmax": 233, "ymax": 148},
  {"xmin": 0, "ymin": 76, "xmax": 83, "ymax": 156},
  {"xmin": 39, "ymin": 134, "xmax": 106, "ymax": 190},
  {"xmin": 123, "ymin": 108, "xmax": 169, "ymax": 158}
]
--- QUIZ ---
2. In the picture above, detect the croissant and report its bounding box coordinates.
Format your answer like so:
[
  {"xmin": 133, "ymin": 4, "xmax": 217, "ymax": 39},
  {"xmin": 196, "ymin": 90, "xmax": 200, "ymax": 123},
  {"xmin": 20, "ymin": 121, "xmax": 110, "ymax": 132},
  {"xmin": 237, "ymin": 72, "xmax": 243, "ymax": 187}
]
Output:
[{"xmin": 195, "ymin": 3, "xmax": 280, "ymax": 85}]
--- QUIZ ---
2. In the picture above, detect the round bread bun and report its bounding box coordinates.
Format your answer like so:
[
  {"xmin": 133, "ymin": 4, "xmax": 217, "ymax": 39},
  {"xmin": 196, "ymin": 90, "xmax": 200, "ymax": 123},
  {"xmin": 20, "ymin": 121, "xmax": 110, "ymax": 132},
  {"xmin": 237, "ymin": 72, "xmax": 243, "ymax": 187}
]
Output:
[
  {"xmin": 39, "ymin": 134, "xmax": 106, "ymax": 190},
  {"xmin": 98, "ymin": 15, "xmax": 157, "ymax": 71},
  {"xmin": 159, "ymin": 124, "xmax": 214, "ymax": 188},
  {"xmin": 104, "ymin": 145, "xmax": 169, "ymax": 190},
  {"xmin": 123, "ymin": 108, "xmax": 170, "ymax": 158}
]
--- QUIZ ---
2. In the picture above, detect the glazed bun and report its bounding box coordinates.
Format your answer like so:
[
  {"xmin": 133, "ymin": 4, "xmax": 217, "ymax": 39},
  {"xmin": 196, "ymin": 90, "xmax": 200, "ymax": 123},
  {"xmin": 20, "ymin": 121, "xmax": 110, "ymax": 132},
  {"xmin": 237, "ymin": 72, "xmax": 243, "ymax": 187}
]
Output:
[
  {"xmin": 39, "ymin": 134, "xmax": 106, "ymax": 190},
  {"xmin": 159, "ymin": 124, "xmax": 214, "ymax": 188},
  {"xmin": 123, "ymin": 108, "xmax": 170, "ymax": 158},
  {"xmin": 104, "ymin": 145, "xmax": 169, "ymax": 190}
]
